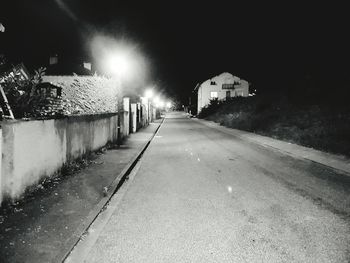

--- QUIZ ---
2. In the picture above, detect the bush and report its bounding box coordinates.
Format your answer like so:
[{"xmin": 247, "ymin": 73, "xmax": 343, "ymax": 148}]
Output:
[
  {"xmin": 199, "ymin": 95, "xmax": 350, "ymax": 157},
  {"xmin": 1, "ymin": 66, "xmax": 46, "ymax": 118},
  {"xmin": 198, "ymin": 98, "xmax": 224, "ymax": 118}
]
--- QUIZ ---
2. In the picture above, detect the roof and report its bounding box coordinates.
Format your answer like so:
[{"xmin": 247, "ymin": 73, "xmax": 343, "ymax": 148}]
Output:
[
  {"xmin": 193, "ymin": 83, "xmax": 200, "ymax": 92},
  {"xmin": 193, "ymin": 72, "xmax": 248, "ymax": 93},
  {"xmin": 211, "ymin": 72, "xmax": 240, "ymax": 84}
]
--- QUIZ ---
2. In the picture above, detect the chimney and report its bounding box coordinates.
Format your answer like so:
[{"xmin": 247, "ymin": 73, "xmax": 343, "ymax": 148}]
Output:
[
  {"xmin": 83, "ymin": 62, "xmax": 92, "ymax": 71},
  {"xmin": 49, "ymin": 54, "xmax": 58, "ymax": 65}
]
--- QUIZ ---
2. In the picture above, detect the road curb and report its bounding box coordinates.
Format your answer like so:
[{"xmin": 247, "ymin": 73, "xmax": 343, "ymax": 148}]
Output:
[
  {"xmin": 56, "ymin": 118, "xmax": 165, "ymax": 263},
  {"xmin": 194, "ymin": 118, "xmax": 350, "ymax": 177}
]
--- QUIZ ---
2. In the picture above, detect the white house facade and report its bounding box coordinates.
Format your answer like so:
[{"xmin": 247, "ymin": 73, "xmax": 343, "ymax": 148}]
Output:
[{"xmin": 195, "ymin": 72, "xmax": 249, "ymax": 114}]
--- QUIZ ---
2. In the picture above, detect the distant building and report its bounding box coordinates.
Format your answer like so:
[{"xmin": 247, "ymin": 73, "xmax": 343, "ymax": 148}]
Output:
[{"xmin": 194, "ymin": 72, "xmax": 249, "ymax": 114}]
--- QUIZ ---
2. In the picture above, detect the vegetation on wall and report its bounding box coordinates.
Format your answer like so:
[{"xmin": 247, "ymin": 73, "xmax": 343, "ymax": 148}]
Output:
[
  {"xmin": 43, "ymin": 76, "xmax": 120, "ymax": 115},
  {"xmin": 0, "ymin": 56, "xmax": 47, "ymax": 118},
  {"xmin": 0, "ymin": 55, "xmax": 120, "ymax": 119}
]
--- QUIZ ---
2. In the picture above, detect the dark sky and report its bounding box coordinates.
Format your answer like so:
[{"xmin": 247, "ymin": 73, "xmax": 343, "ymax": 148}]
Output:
[{"xmin": 1, "ymin": 1, "xmax": 349, "ymax": 102}]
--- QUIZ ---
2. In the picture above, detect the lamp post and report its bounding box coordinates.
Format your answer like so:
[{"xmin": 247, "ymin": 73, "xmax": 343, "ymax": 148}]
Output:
[
  {"xmin": 91, "ymin": 36, "xmax": 148, "ymax": 145},
  {"xmin": 103, "ymin": 53, "xmax": 132, "ymax": 146}
]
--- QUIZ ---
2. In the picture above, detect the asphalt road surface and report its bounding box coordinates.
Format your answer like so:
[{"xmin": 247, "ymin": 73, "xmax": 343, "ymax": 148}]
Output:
[{"xmin": 85, "ymin": 111, "xmax": 350, "ymax": 263}]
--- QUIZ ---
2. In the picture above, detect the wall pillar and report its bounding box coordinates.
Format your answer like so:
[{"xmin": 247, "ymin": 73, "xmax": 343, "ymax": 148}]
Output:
[
  {"xmin": 123, "ymin": 97, "xmax": 130, "ymax": 137},
  {"xmin": 130, "ymin": 103, "xmax": 137, "ymax": 133}
]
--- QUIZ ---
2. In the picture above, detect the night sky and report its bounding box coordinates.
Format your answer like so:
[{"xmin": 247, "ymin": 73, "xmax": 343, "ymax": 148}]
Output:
[{"xmin": 1, "ymin": 1, "xmax": 349, "ymax": 102}]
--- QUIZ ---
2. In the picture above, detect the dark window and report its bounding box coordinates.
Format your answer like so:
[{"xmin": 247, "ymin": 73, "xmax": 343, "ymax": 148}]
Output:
[
  {"xmin": 226, "ymin": 90, "xmax": 231, "ymax": 99},
  {"xmin": 210, "ymin": 81, "xmax": 216, "ymax": 85},
  {"xmin": 222, "ymin": 83, "xmax": 234, "ymax": 89}
]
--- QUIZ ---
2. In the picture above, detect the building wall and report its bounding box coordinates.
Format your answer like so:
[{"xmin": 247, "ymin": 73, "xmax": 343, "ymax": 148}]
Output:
[
  {"xmin": 0, "ymin": 113, "xmax": 119, "ymax": 203},
  {"xmin": 197, "ymin": 72, "xmax": 249, "ymax": 114}
]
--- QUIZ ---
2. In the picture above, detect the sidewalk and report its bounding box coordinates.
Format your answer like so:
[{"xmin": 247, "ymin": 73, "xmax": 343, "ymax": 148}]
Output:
[
  {"xmin": 195, "ymin": 118, "xmax": 350, "ymax": 176},
  {"xmin": 0, "ymin": 120, "xmax": 162, "ymax": 263}
]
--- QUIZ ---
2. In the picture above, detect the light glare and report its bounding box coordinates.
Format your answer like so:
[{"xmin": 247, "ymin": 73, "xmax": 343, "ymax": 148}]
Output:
[
  {"xmin": 153, "ymin": 96, "xmax": 160, "ymax": 104},
  {"xmin": 145, "ymin": 89, "xmax": 153, "ymax": 99}
]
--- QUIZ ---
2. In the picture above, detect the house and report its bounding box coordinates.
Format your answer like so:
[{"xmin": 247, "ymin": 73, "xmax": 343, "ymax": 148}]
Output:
[{"xmin": 194, "ymin": 72, "xmax": 249, "ymax": 114}]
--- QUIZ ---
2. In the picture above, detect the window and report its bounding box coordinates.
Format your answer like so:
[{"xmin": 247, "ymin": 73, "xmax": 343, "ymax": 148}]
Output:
[
  {"xmin": 210, "ymin": 91, "xmax": 218, "ymax": 98},
  {"xmin": 226, "ymin": 90, "xmax": 231, "ymax": 99},
  {"xmin": 222, "ymin": 83, "xmax": 234, "ymax": 89},
  {"xmin": 210, "ymin": 81, "xmax": 217, "ymax": 85}
]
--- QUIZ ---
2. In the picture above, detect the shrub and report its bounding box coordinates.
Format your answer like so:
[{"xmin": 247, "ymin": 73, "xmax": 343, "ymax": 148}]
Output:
[
  {"xmin": 199, "ymin": 94, "xmax": 350, "ymax": 157},
  {"xmin": 198, "ymin": 98, "xmax": 224, "ymax": 118}
]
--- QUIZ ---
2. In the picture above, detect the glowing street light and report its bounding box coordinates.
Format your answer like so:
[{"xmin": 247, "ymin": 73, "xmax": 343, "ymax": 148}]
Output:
[
  {"xmin": 153, "ymin": 96, "xmax": 160, "ymax": 104},
  {"xmin": 145, "ymin": 89, "xmax": 154, "ymax": 99},
  {"xmin": 90, "ymin": 35, "xmax": 149, "ymax": 86},
  {"xmin": 105, "ymin": 53, "xmax": 130, "ymax": 77}
]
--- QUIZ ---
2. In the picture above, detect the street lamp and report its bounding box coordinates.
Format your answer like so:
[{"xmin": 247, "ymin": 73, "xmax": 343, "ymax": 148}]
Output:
[
  {"xmin": 90, "ymin": 35, "xmax": 150, "ymax": 144},
  {"xmin": 105, "ymin": 53, "xmax": 130, "ymax": 77},
  {"xmin": 145, "ymin": 89, "xmax": 153, "ymax": 99},
  {"xmin": 103, "ymin": 51, "xmax": 134, "ymax": 146}
]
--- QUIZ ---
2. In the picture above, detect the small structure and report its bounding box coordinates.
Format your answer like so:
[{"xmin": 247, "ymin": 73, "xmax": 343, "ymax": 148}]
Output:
[
  {"xmin": 194, "ymin": 72, "xmax": 249, "ymax": 114},
  {"xmin": 30, "ymin": 82, "xmax": 64, "ymax": 117}
]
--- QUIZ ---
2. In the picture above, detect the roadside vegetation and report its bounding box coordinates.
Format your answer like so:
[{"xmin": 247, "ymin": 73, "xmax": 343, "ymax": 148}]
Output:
[{"xmin": 198, "ymin": 92, "xmax": 350, "ymax": 157}]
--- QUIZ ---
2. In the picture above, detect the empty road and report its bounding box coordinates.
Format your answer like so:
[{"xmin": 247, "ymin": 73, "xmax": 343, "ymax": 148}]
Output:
[{"xmin": 83, "ymin": 112, "xmax": 350, "ymax": 263}]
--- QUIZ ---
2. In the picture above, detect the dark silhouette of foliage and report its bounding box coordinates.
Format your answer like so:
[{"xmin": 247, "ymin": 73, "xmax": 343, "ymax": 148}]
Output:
[{"xmin": 1, "ymin": 60, "xmax": 46, "ymax": 118}]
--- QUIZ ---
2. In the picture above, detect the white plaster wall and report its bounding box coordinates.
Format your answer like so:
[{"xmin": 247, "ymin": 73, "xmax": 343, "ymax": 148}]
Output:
[
  {"xmin": 93, "ymin": 119, "xmax": 109, "ymax": 149},
  {"xmin": 198, "ymin": 80, "xmax": 221, "ymax": 113},
  {"xmin": 2, "ymin": 120, "xmax": 66, "ymax": 198},
  {"xmin": 0, "ymin": 114, "xmax": 119, "ymax": 202},
  {"xmin": 239, "ymin": 79, "xmax": 249, "ymax": 96},
  {"xmin": 69, "ymin": 121, "xmax": 86, "ymax": 159}
]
